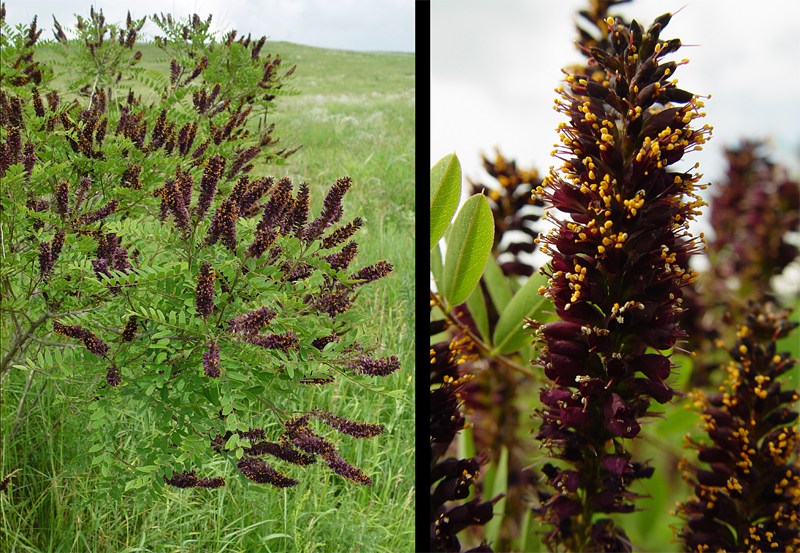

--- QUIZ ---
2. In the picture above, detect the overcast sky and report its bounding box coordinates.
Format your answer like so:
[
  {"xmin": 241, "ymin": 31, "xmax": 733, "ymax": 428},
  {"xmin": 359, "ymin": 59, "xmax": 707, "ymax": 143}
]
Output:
[
  {"xmin": 4, "ymin": 0, "xmax": 415, "ymax": 52},
  {"xmin": 432, "ymin": 0, "xmax": 800, "ymax": 217}
]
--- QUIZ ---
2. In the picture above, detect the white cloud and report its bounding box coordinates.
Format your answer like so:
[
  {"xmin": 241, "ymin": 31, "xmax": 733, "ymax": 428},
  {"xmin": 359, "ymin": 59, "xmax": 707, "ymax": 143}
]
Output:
[{"xmin": 3, "ymin": 0, "xmax": 415, "ymax": 52}]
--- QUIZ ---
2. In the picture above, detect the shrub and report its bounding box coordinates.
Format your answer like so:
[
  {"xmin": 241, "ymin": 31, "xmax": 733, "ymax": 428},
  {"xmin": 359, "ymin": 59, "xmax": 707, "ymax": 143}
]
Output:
[{"xmin": 0, "ymin": 4, "xmax": 400, "ymax": 504}]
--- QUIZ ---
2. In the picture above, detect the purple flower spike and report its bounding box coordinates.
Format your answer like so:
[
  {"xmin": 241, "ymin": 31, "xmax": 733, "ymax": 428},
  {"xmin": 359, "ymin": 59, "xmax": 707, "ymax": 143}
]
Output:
[
  {"xmin": 54, "ymin": 180, "xmax": 70, "ymax": 218},
  {"xmin": 194, "ymin": 154, "xmax": 225, "ymax": 220},
  {"xmin": 311, "ymin": 408, "xmax": 385, "ymax": 439},
  {"xmin": 38, "ymin": 241, "xmax": 53, "ymax": 278},
  {"xmin": 195, "ymin": 476, "xmax": 225, "ymax": 489},
  {"xmin": 73, "ymin": 199, "xmax": 119, "ymax": 226},
  {"xmin": 323, "ymin": 241, "xmax": 358, "ymax": 272},
  {"xmin": 203, "ymin": 341, "xmax": 220, "ymax": 378},
  {"xmin": 81, "ymin": 329, "xmax": 110, "ymax": 358},
  {"xmin": 350, "ymin": 260, "xmax": 393, "ymax": 287},
  {"xmin": 321, "ymin": 218, "xmax": 362, "ymax": 250},
  {"xmin": 163, "ymin": 470, "xmax": 198, "ymax": 488},
  {"xmin": 175, "ymin": 166, "xmax": 193, "ymax": 207},
  {"xmin": 106, "ymin": 366, "xmax": 122, "ymax": 387},
  {"xmin": 228, "ymin": 146, "xmax": 260, "ymax": 179},
  {"xmin": 288, "ymin": 183, "xmax": 310, "ymax": 238},
  {"xmin": 312, "ymin": 288, "xmax": 352, "ymax": 318},
  {"xmin": 674, "ymin": 303, "xmax": 800, "ymax": 552},
  {"xmin": 529, "ymin": 12, "xmax": 712, "ymax": 550},
  {"xmin": 154, "ymin": 179, "xmax": 190, "ymax": 234},
  {"xmin": 241, "ymin": 331, "xmax": 299, "ymax": 351},
  {"xmin": 277, "ymin": 415, "xmax": 374, "ymax": 488},
  {"xmin": 237, "ymin": 456, "xmax": 298, "ymax": 488},
  {"xmin": 323, "ymin": 453, "xmax": 373, "ymax": 486},
  {"xmin": 244, "ymin": 441, "xmax": 316, "ymax": 466},
  {"xmin": 121, "ymin": 316, "xmax": 137, "ymax": 342},
  {"xmin": 121, "ymin": 164, "xmax": 142, "ymax": 190},
  {"xmin": 236, "ymin": 176, "xmax": 273, "ymax": 214},
  {"xmin": 256, "ymin": 177, "xmax": 293, "ymax": 234},
  {"xmin": 310, "ymin": 333, "xmax": 340, "ymax": 351},
  {"xmin": 304, "ymin": 176, "xmax": 353, "ymax": 242},
  {"xmin": 245, "ymin": 228, "xmax": 277, "ymax": 260},
  {"xmin": 53, "ymin": 320, "xmax": 109, "ymax": 358},
  {"xmin": 50, "ymin": 229, "xmax": 65, "ymax": 262},
  {"xmin": 225, "ymin": 306, "xmax": 277, "ymax": 334},
  {"xmin": 348, "ymin": 354, "xmax": 400, "ymax": 377},
  {"xmin": 205, "ymin": 198, "xmax": 239, "ymax": 251},
  {"xmin": 195, "ymin": 262, "xmax": 215, "ymax": 319},
  {"xmin": 53, "ymin": 321, "xmax": 85, "ymax": 339}
]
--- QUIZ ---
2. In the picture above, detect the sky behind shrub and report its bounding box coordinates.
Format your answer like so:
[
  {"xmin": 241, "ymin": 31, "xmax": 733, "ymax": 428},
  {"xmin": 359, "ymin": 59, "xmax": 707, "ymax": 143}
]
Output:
[{"xmin": 4, "ymin": 0, "xmax": 415, "ymax": 52}]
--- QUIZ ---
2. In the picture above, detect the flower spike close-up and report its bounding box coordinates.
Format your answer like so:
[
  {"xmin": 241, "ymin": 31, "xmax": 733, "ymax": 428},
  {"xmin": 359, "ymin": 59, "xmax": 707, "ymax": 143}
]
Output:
[
  {"xmin": 673, "ymin": 303, "xmax": 799, "ymax": 552},
  {"xmin": 528, "ymin": 11, "xmax": 713, "ymax": 552}
]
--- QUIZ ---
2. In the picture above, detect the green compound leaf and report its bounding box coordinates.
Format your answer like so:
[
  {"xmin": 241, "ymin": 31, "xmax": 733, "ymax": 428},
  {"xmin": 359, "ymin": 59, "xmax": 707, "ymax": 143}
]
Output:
[
  {"xmin": 442, "ymin": 193, "xmax": 494, "ymax": 308},
  {"xmin": 492, "ymin": 271, "xmax": 548, "ymax": 355},
  {"xmin": 430, "ymin": 153, "xmax": 461, "ymax": 250}
]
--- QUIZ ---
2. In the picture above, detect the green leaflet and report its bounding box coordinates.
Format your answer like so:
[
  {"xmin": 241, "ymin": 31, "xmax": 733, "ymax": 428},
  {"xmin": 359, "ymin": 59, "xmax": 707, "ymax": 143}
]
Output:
[
  {"xmin": 482, "ymin": 254, "xmax": 513, "ymax": 315},
  {"xmin": 430, "ymin": 242, "xmax": 443, "ymax": 292},
  {"xmin": 430, "ymin": 154, "xmax": 461, "ymax": 250},
  {"xmin": 441, "ymin": 194, "xmax": 495, "ymax": 308},
  {"xmin": 465, "ymin": 281, "xmax": 490, "ymax": 345},
  {"xmin": 491, "ymin": 271, "xmax": 549, "ymax": 355}
]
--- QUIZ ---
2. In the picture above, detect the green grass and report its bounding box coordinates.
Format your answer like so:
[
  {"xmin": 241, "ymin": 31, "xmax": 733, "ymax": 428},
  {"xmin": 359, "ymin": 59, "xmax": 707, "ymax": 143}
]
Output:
[{"xmin": 1, "ymin": 40, "xmax": 415, "ymax": 553}]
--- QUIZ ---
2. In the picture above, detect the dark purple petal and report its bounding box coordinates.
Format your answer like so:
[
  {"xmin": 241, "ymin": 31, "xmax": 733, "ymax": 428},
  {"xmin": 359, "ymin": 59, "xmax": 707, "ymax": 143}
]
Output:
[
  {"xmin": 630, "ymin": 353, "xmax": 671, "ymax": 382},
  {"xmin": 633, "ymin": 377, "xmax": 675, "ymax": 404},
  {"xmin": 601, "ymin": 455, "xmax": 633, "ymax": 477},
  {"xmin": 553, "ymin": 495, "xmax": 582, "ymax": 521},
  {"xmin": 606, "ymin": 419, "xmax": 640, "ymax": 439},
  {"xmin": 603, "ymin": 393, "xmax": 630, "ymax": 420}
]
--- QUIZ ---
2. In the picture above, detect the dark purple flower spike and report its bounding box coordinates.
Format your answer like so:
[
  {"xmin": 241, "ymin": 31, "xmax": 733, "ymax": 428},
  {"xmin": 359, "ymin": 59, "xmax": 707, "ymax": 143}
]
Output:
[
  {"xmin": 673, "ymin": 303, "xmax": 800, "ymax": 552},
  {"xmin": 163, "ymin": 470, "xmax": 225, "ymax": 489},
  {"xmin": 311, "ymin": 408, "xmax": 385, "ymax": 439},
  {"xmin": 236, "ymin": 456, "xmax": 298, "ymax": 488},
  {"xmin": 529, "ymin": 12, "xmax": 712, "ymax": 550},
  {"xmin": 225, "ymin": 306, "xmax": 277, "ymax": 335},
  {"xmin": 53, "ymin": 321, "xmax": 110, "ymax": 358},
  {"xmin": 195, "ymin": 262, "xmax": 215, "ymax": 319},
  {"xmin": 203, "ymin": 341, "xmax": 221, "ymax": 378},
  {"xmin": 280, "ymin": 414, "xmax": 374, "ymax": 485}
]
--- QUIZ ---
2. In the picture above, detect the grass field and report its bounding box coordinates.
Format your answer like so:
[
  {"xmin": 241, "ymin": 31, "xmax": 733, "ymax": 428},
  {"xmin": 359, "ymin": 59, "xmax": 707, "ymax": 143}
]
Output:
[{"xmin": 0, "ymin": 38, "xmax": 415, "ymax": 553}]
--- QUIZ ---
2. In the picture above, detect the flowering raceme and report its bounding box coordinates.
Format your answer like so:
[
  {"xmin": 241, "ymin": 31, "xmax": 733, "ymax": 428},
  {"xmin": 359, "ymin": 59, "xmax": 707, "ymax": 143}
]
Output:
[
  {"xmin": 203, "ymin": 342, "xmax": 221, "ymax": 378},
  {"xmin": 53, "ymin": 320, "xmax": 110, "ymax": 358},
  {"xmin": 677, "ymin": 141, "xmax": 800, "ymax": 385},
  {"xmin": 195, "ymin": 262, "xmax": 215, "ymax": 318},
  {"xmin": 430, "ymin": 331, "xmax": 502, "ymax": 553},
  {"xmin": 674, "ymin": 303, "xmax": 799, "ymax": 552},
  {"xmin": 225, "ymin": 306, "xmax": 277, "ymax": 334},
  {"xmin": 529, "ymin": 12, "xmax": 712, "ymax": 551}
]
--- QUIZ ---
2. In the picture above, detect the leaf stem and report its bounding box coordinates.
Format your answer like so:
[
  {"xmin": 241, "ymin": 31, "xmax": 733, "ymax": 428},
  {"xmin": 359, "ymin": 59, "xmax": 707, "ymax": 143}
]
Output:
[{"xmin": 430, "ymin": 291, "xmax": 538, "ymax": 380}]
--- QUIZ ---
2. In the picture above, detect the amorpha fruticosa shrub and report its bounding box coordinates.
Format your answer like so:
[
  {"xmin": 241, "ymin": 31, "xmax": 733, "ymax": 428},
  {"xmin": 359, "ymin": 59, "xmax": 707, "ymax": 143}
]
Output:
[{"xmin": 0, "ymin": 5, "xmax": 400, "ymax": 500}]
